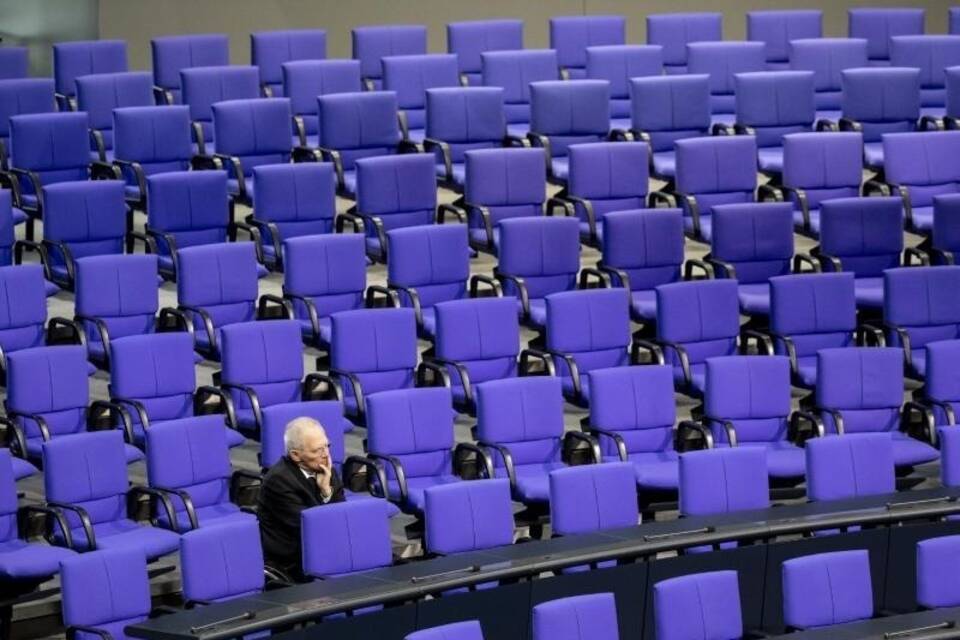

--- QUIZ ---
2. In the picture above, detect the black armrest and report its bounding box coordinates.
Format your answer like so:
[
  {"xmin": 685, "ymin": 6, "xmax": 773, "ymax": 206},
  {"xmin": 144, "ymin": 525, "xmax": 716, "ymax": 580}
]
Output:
[
  {"xmin": 608, "ymin": 128, "xmax": 634, "ymax": 142},
  {"xmin": 704, "ymin": 416, "xmax": 738, "ymax": 447},
  {"xmin": 178, "ymin": 304, "xmax": 217, "ymax": 355},
  {"xmin": 526, "ymin": 132, "xmax": 553, "ymax": 178},
  {"xmin": 330, "ymin": 368, "xmax": 366, "ymax": 423},
  {"xmin": 219, "ymin": 382, "xmax": 263, "ymax": 434},
  {"xmin": 18, "ymin": 504, "xmax": 72, "ymax": 548},
  {"xmin": 44, "ymin": 239, "xmax": 76, "ymax": 288},
  {"xmin": 74, "ymin": 314, "xmax": 111, "ymax": 366},
  {"xmin": 153, "ymin": 85, "xmax": 174, "ymax": 106},
  {"xmin": 195, "ymin": 385, "xmax": 238, "ymax": 430},
  {"xmin": 814, "ymin": 119, "xmax": 838, "ymax": 132},
  {"xmin": 14, "ymin": 239, "xmax": 51, "ymax": 280},
  {"xmin": 303, "ymin": 373, "xmax": 343, "ymax": 403},
  {"xmin": 291, "ymin": 115, "xmax": 306, "ymax": 146},
  {"xmin": 387, "ymin": 283, "xmax": 423, "ymax": 328},
  {"xmin": 416, "ymin": 360, "xmax": 451, "ymax": 389},
  {"xmin": 0, "ymin": 416, "xmax": 28, "ymax": 461},
  {"xmin": 733, "ymin": 124, "xmax": 756, "ymax": 137},
  {"xmin": 578, "ymin": 267, "xmax": 611, "ymax": 289},
  {"xmin": 519, "ymin": 348, "xmax": 556, "ymax": 376},
  {"xmin": 230, "ymin": 468, "xmax": 263, "ymax": 505},
  {"xmin": 428, "ymin": 357, "xmax": 473, "ymax": 407},
  {"xmin": 454, "ymin": 442, "xmax": 494, "ymax": 479},
  {"xmin": 46, "ymin": 316, "xmax": 84, "ymax": 346},
  {"xmin": 563, "ymin": 431, "xmax": 601, "ymax": 465},
  {"xmin": 814, "ymin": 251, "xmax": 843, "ymax": 272},
  {"xmin": 919, "ymin": 115, "xmax": 944, "ymax": 131},
  {"xmin": 631, "ymin": 339, "xmax": 665, "ymax": 365},
  {"xmin": 231, "ymin": 221, "xmax": 265, "ymax": 264},
  {"xmin": 503, "ymin": 134, "xmax": 530, "ymax": 148},
  {"xmin": 678, "ymin": 193, "xmax": 702, "ymax": 239},
  {"xmin": 862, "ymin": 179, "xmax": 891, "ymax": 197},
  {"xmin": 902, "ymin": 401, "xmax": 937, "ymax": 446},
  {"xmin": 190, "ymin": 121, "xmax": 207, "ymax": 156},
  {"xmin": 46, "ymin": 502, "xmax": 95, "ymax": 551},
  {"xmin": 437, "ymin": 203, "xmax": 466, "ymax": 224},
  {"xmin": 248, "ymin": 217, "xmax": 284, "ymax": 269},
  {"xmin": 768, "ymin": 333, "xmax": 798, "ymax": 376},
  {"xmin": 793, "ymin": 253, "xmax": 821, "ymax": 273},
  {"xmin": 157, "ymin": 307, "xmax": 193, "ymax": 335},
  {"xmin": 683, "ymin": 258, "xmax": 715, "ymax": 280},
  {"xmin": 659, "ymin": 340, "xmax": 692, "ymax": 387},
  {"xmin": 545, "ymin": 196, "xmax": 575, "ymax": 218},
  {"xmin": 741, "ymin": 329, "xmax": 773, "ymax": 355},
  {"xmin": 7, "ymin": 167, "xmax": 43, "ymax": 212},
  {"xmin": 757, "ymin": 184, "xmax": 783, "ymax": 203},
  {"xmin": 352, "ymin": 210, "xmax": 388, "ymax": 261},
  {"xmin": 364, "ymin": 453, "xmax": 407, "ymax": 503},
  {"xmin": 6, "ymin": 410, "xmax": 51, "ymax": 442},
  {"xmin": 469, "ymin": 274, "xmax": 503, "ymax": 297},
  {"xmin": 711, "ymin": 123, "xmax": 735, "ymax": 135},
  {"xmin": 839, "ymin": 118, "xmax": 863, "ymax": 133},
  {"xmin": 817, "ymin": 407, "xmax": 845, "ymax": 435},
  {"xmin": 342, "ymin": 455, "xmax": 388, "ymax": 498},
  {"xmin": 904, "ymin": 247, "xmax": 930, "ymax": 266},
  {"xmin": 88, "ymin": 400, "xmax": 135, "ymax": 445},
  {"xmin": 283, "ymin": 292, "xmax": 320, "ymax": 343},
  {"xmin": 648, "ymin": 190, "xmax": 676, "ymax": 208},
  {"xmin": 789, "ymin": 410, "xmax": 825, "ymax": 444},
  {"xmin": 494, "ymin": 272, "xmax": 530, "ymax": 317},
  {"xmin": 257, "ymin": 293, "xmax": 293, "ymax": 320},
  {"xmin": 676, "ymin": 420, "xmax": 714, "ymax": 451},
  {"xmin": 110, "ymin": 396, "xmax": 150, "ymax": 433},
  {"xmin": 598, "ymin": 265, "xmax": 632, "ymax": 294},
  {"xmin": 547, "ymin": 350, "xmax": 582, "ymax": 399},
  {"xmin": 464, "ymin": 203, "xmax": 496, "ymax": 252},
  {"xmin": 885, "ymin": 324, "xmax": 913, "ymax": 370},
  {"xmin": 146, "ymin": 228, "xmax": 179, "ymax": 278},
  {"xmin": 128, "ymin": 485, "xmax": 186, "ymax": 532},
  {"xmin": 67, "ymin": 625, "xmax": 113, "ymax": 640},
  {"xmin": 706, "ymin": 256, "xmax": 737, "ymax": 280},
  {"xmin": 365, "ymin": 284, "xmax": 401, "ymax": 308},
  {"xmin": 588, "ymin": 426, "xmax": 627, "ymax": 461},
  {"xmin": 858, "ymin": 323, "xmax": 886, "ymax": 347},
  {"xmin": 424, "ymin": 138, "xmax": 453, "ymax": 183},
  {"xmin": 923, "ymin": 398, "xmax": 956, "ymax": 425},
  {"xmin": 479, "ymin": 441, "xmax": 516, "ymax": 490},
  {"xmin": 213, "ymin": 154, "xmax": 247, "ymax": 201}
]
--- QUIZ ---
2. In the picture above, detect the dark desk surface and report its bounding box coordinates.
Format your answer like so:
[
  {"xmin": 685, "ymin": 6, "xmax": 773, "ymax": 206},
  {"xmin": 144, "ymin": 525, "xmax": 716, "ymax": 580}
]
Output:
[
  {"xmin": 769, "ymin": 607, "xmax": 960, "ymax": 639},
  {"xmin": 127, "ymin": 487, "xmax": 960, "ymax": 640}
]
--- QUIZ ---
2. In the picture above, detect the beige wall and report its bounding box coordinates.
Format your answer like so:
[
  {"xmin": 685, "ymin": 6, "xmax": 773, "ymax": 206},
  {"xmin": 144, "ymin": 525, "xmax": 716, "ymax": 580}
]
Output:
[{"xmin": 100, "ymin": 0, "xmax": 952, "ymax": 71}]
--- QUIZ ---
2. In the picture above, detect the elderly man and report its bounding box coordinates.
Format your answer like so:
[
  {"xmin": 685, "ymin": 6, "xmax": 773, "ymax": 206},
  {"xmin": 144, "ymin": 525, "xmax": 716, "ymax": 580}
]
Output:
[{"xmin": 258, "ymin": 417, "xmax": 345, "ymax": 580}]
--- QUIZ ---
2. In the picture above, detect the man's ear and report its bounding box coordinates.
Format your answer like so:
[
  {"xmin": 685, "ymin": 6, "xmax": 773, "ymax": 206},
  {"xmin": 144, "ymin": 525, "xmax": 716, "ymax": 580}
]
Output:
[{"xmin": 288, "ymin": 449, "xmax": 301, "ymax": 464}]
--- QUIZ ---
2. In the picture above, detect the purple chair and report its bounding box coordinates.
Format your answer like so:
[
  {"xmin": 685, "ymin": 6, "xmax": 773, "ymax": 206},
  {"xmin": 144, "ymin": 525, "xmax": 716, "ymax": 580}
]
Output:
[
  {"xmin": 876, "ymin": 131, "xmax": 960, "ymax": 233},
  {"xmin": 481, "ymin": 49, "xmax": 560, "ymax": 137},
  {"xmin": 424, "ymin": 479, "xmax": 514, "ymax": 555},
  {"xmin": 407, "ymin": 621, "xmax": 485, "ymax": 640},
  {"xmin": 52, "ymin": 39, "xmax": 127, "ymax": 110},
  {"xmin": 447, "ymin": 19, "xmax": 524, "ymax": 86},
  {"xmin": 707, "ymin": 202, "xmax": 797, "ymax": 316},
  {"xmin": 531, "ymin": 593, "xmax": 619, "ymax": 640},
  {"xmin": 550, "ymin": 462, "xmax": 638, "ymax": 536},
  {"xmin": 302, "ymin": 499, "xmax": 393, "ymax": 578},
  {"xmin": 283, "ymin": 59, "xmax": 362, "ymax": 147},
  {"xmin": 586, "ymin": 45, "xmax": 663, "ymax": 129},
  {"xmin": 647, "ymin": 13, "xmax": 723, "ymax": 75},
  {"xmin": 0, "ymin": 48, "xmax": 28, "ymax": 80},
  {"xmin": 849, "ymin": 8, "xmax": 925, "ymax": 65},
  {"xmin": 782, "ymin": 550, "xmax": 874, "ymax": 630},
  {"xmin": 654, "ymin": 571, "xmax": 744, "ymax": 640},
  {"xmin": 180, "ymin": 520, "xmax": 265, "ymax": 605},
  {"xmin": 60, "ymin": 548, "xmax": 152, "ymax": 640},
  {"xmin": 0, "ymin": 78, "xmax": 56, "ymax": 171},
  {"xmin": 816, "ymin": 348, "xmax": 938, "ymax": 469},
  {"xmin": 151, "ymin": 33, "xmax": 229, "ymax": 104},
  {"xmin": 352, "ymin": 25, "xmax": 428, "ymax": 91},
  {"xmin": 181, "ymin": 65, "xmax": 260, "ymax": 155},
  {"xmin": 680, "ymin": 447, "xmax": 770, "ymax": 518},
  {"xmin": 673, "ymin": 135, "xmax": 758, "ymax": 242},
  {"xmin": 921, "ymin": 340, "xmax": 960, "ymax": 430},
  {"xmin": 778, "ymin": 132, "xmax": 864, "ymax": 236},
  {"xmin": 383, "ymin": 53, "xmax": 461, "ymax": 142},
  {"xmin": 815, "ymin": 196, "xmax": 905, "ymax": 309},
  {"xmin": 805, "ymin": 433, "xmax": 896, "ymax": 502},
  {"xmin": 687, "ymin": 41, "xmax": 766, "ymax": 125},
  {"xmin": 734, "ymin": 71, "xmax": 817, "ymax": 174},
  {"xmin": 251, "ymin": 29, "xmax": 327, "ymax": 97},
  {"xmin": 790, "ymin": 38, "xmax": 870, "ymax": 121},
  {"xmin": 747, "ymin": 10, "xmax": 823, "ymax": 70},
  {"xmin": 840, "ymin": 67, "xmax": 920, "ymax": 169},
  {"xmin": 628, "ymin": 75, "xmax": 712, "ymax": 181},
  {"xmin": 931, "ymin": 193, "xmax": 960, "ymax": 263},
  {"xmin": 549, "ymin": 15, "xmax": 626, "ymax": 80},
  {"xmin": 917, "ymin": 535, "xmax": 960, "ymax": 609},
  {"xmin": 75, "ymin": 72, "xmax": 153, "ymax": 162},
  {"xmin": 890, "ymin": 36, "xmax": 960, "ymax": 116},
  {"xmin": 953, "ymin": 8, "xmax": 960, "ymax": 35},
  {"xmin": 462, "ymin": 147, "xmax": 548, "ymax": 254},
  {"xmin": 527, "ymin": 80, "xmax": 611, "ymax": 185}
]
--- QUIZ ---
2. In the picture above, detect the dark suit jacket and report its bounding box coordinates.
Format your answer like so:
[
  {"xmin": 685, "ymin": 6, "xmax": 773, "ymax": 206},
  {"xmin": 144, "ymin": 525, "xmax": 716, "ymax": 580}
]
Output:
[{"xmin": 258, "ymin": 456, "xmax": 345, "ymax": 572}]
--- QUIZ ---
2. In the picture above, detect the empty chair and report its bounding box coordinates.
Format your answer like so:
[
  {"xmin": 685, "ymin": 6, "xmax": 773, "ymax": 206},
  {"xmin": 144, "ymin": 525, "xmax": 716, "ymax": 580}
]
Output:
[
  {"xmin": 560, "ymin": 141, "xmax": 649, "ymax": 246},
  {"xmin": 549, "ymin": 15, "xmax": 626, "ymax": 80},
  {"xmin": 60, "ymin": 548, "xmax": 151, "ymax": 640},
  {"xmin": 806, "ymin": 432, "xmax": 896, "ymax": 501},
  {"xmin": 365, "ymin": 386, "xmax": 475, "ymax": 515},
  {"xmin": 790, "ymin": 38, "xmax": 870, "ymax": 120},
  {"xmin": 250, "ymin": 162, "xmax": 336, "ymax": 271},
  {"xmin": 647, "ymin": 12, "xmax": 723, "ymax": 75},
  {"xmin": 917, "ymin": 535, "xmax": 960, "ymax": 609},
  {"xmin": 531, "ymin": 593, "xmax": 620, "ymax": 640},
  {"xmin": 527, "ymin": 80, "xmax": 610, "ymax": 184},
  {"xmin": 0, "ymin": 47, "xmax": 28, "ymax": 80},
  {"xmin": 209, "ymin": 97, "xmax": 293, "ymax": 205},
  {"xmin": 180, "ymin": 520, "xmax": 264, "ymax": 604},
  {"xmin": 146, "ymin": 417, "xmax": 256, "ymax": 530},
  {"xmin": 283, "ymin": 59, "xmax": 362, "ymax": 147},
  {"xmin": 181, "ymin": 65, "xmax": 260, "ymax": 155},
  {"xmin": 109, "ymin": 332, "xmax": 242, "ymax": 448},
  {"xmin": 782, "ymin": 550, "xmax": 874, "ymax": 630},
  {"xmin": 707, "ymin": 202, "xmax": 796, "ymax": 316},
  {"xmin": 494, "ymin": 216, "xmax": 581, "ymax": 331},
  {"xmin": 747, "ymin": 10, "xmax": 823, "ymax": 70},
  {"xmin": 425, "ymin": 86, "xmax": 509, "ymax": 191},
  {"xmin": 890, "ymin": 36, "xmax": 960, "ymax": 116},
  {"xmin": 75, "ymin": 71, "xmax": 153, "ymax": 162},
  {"xmin": 312, "ymin": 91, "xmax": 403, "ymax": 198},
  {"xmin": 251, "ymin": 29, "xmax": 327, "ymax": 97},
  {"xmin": 545, "ymin": 288, "xmax": 634, "ymax": 406},
  {"xmin": 680, "ymin": 447, "xmax": 770, "ymax": 519},
  {"xmin": 767, "ymin": 272, "xmax": 859, "ymax": 389},
  {"xmin": 481, "ymin": 49, "xmax": 560, "ymax": 136},
  {"xmin": 111, "ymin": 105, "xmax": 195, "ymax": 211},
  {"xmin": 424, "ymin": 479, "xmax": 514, "ymax": 555},
  {"xmin": 884, "ymin": 266, "xmax": 960, "ymax": 379},
  {"xmin": 735, "ymin": 71, "xmax": 817, "ymax": 174},
  {"xmin": 302, "ymin": 499, "xmax": 393, "ymax": 579},
  {"xmin": 0, "ymin": 190, "xmax": 14, "ymax": 268},
  {"xmin": 688, "ymin": 41, "xmax": 767, "ymax": 125},
  {"xmin": 6, "ymin": 346, "xmax": 140, "ymax": 464},
  {"xmin": 329, "ymin": 307, "xmax": 418, "ymax": 424},
  {"xmin": 462, "ymin": 147, "xmax": 547, "ymax": 254},
  {"xmin": 475, "ymin": 376, "xmax": 584, "ymax": 506},
  {"xmin": 145, "ymin": 170, "xmax": 231, "ymax": 281},
  {"xmin": 550, "ymin": 463, "xmax": 638, "ymax": 538},
  {"xmin": 41, "ymin": 180, "xmax": 126, "ymax": 291},
  {"xmin": 816, "ymin": 348, "xmax": 938, "ymax": 469},
  {"xmin": 779, "ymin": 132, "xmax": 864, "ymax": 236},
  {"xmin": 407, "ymin": 622, "xmax": 485, "ymax": 640},
  {"xmin": 352, "ymin": 25, "xmax": 428, "ymax": 91},
  {"xmin": 654, "ymin": 278, "xmax": 742, "ymax": 397},
  {"xmin": 151, "ymin": 34, "xmax": 230, "ymax": 104},
  {"xmin": 840, "ymin": 67, "xmax": 920, "ymax": 169},
  {"xmin": 655, "ymin": 571, "xmax": 744, "ymax": 640},
  {"xmin": 674, "ymin": 135, "xmax": 758, "ymax": 242},
  {"xmin": 176, "ymin": 242, "xmax": 263, "ymax": 360},
  {"xmin": 52, "ymin": 39, "xmax": 127, "ymax": 110},
  {"xmin": 7, "ymin": 112, "xmax": 92, "ymax": 241},
  {"xmin": 921, "ymin": 340, "xmax": 960, "ymax": 428},
  {"xmin": 382, "ymin": 53, "xmax": 460, "ymax": 142},
  {"xmin": 598, "ymin": 209, "xmax": 688, "ymax": 324},
  {"xmin": 281, "ymin": 234, "xmax": 367, "ymax": 352},
  {"xmin": 44, "ymin": 431, "xmax": 180, "ymax": 555},
  {"xmin": 0, "ymin": 78, "xmax": 56, "ymax": 170},
  {"xmin": 849, "ymin": 8, "xmax": 925, "ymax": 65},
  {"xmin": 585, "ymin": 45, "xmax": 663, "ymax": 128},
  {"xmin": 814, "ymin": 197, "xmax": 905, "ymax": 310},
  {"xmin": 878, "ymin": 131, "xmax": 960, "ymax": 234},
  {"xmin": 930, "ymin": 194, "xmax": 960, "ymax": 264},
  {"xmin": 345, "ymin": 153, "xmax": 437, "ymax": 262},
  {"xmin": 704, "ymin": 356, "xmax": 810, "ymax": 481},
  {"xmin": 447, "ymin": 19, "xmax": 524, "ymax": 86},
  {"xmin": 628, "ymin": 75, "xmax": 712, "ymax": 181}
]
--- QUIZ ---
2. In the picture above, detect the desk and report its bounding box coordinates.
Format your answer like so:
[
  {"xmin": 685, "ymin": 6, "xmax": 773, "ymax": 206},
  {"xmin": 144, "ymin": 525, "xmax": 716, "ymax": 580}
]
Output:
[{"xmin": 769, "ymin": 607, "xmax": 960, "ymax": 640}]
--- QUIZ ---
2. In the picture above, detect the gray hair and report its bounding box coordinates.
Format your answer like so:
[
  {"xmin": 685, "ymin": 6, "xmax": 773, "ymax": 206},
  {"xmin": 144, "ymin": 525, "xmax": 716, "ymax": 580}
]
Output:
[{"xmin": 283, "ymin": 417, "xmax": 326, "ymax": 455}]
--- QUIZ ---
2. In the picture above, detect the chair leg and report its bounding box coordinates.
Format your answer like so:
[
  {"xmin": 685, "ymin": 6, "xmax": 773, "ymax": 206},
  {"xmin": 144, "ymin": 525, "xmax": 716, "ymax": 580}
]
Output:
[{"xmin": 0, "ymin": 604, "xmax": 12, "ymax": 640}]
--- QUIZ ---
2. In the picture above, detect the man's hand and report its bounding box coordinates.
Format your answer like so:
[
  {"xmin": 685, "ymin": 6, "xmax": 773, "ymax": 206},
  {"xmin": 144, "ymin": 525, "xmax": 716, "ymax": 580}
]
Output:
[{"xmin": 316, "ymin": 463, "xmax": 333, "ymax": 499}]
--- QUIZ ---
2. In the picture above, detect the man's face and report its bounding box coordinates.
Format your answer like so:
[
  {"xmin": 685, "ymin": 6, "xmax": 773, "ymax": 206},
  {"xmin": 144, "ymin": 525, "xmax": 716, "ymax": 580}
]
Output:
[{"xmin": 291, "ymin": 427, "xmax": 331, "ymax": 472}]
